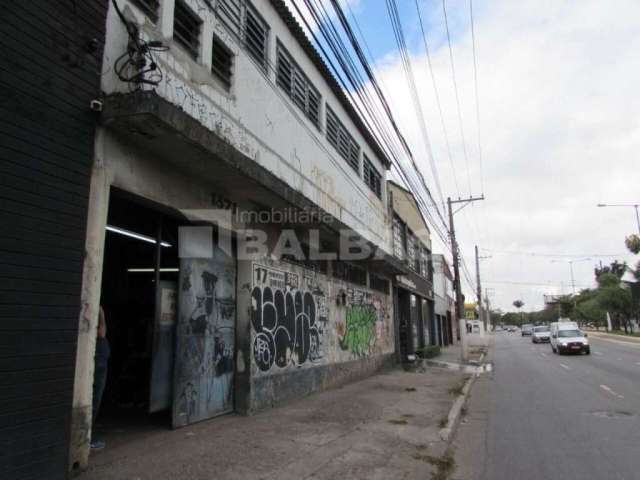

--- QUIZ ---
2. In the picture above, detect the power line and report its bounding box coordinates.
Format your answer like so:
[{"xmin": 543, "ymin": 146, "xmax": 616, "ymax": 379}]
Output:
[
  {"xmin": 480, "ymin": 248, "xmax": 627, "ymax": 258},
  {"xmin": 469, "ymin": 0, "xmax": 484, "ymax": 196}
]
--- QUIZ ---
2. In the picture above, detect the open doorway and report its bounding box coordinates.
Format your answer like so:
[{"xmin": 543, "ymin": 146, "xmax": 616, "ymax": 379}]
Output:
[{"xmin": 93, "ymin": 192, "xmax": 181, "ymax": 446}]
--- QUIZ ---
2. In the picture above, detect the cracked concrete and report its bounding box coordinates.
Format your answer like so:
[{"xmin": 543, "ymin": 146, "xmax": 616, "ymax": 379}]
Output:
[{"xmin": 83, "ymin": 367, "xmax": 464, "ymax": 480}]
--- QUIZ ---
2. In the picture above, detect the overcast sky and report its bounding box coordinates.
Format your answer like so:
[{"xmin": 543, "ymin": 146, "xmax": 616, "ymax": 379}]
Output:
[{"xmin": 289, "ymin": 0, "xmax": 640, "ymax": 312}]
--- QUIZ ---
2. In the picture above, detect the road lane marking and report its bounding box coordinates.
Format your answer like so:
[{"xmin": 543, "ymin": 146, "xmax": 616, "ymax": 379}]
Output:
[
  {"xmin": 560, "ymin": 363, "xmax": 570, "ymax": 370},
  {"xmin": 600, "ymin": 384, "xmax": 624, "ymax": 399},
  {"xmin": 540, "ymin": 353, "xmax": 548, "ymax": 358},
  {"xmin": 594, "ymin": 351, "xmax": 603, "ymax": 356}
]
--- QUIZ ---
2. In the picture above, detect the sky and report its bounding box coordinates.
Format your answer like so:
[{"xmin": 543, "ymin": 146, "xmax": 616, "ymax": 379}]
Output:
[{"xmin": 287, "ymin": 0, "xmax": 640, "ymax": 312}]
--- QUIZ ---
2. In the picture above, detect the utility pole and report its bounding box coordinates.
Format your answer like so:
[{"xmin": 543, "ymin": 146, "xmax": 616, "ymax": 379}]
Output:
[
  {"xmin": 448, "ymin": 195, "xmax": 484, "ymax": 363},
  {"xmin": 475, "ymin": 245, "xmax": 484, "ymax": 332}
]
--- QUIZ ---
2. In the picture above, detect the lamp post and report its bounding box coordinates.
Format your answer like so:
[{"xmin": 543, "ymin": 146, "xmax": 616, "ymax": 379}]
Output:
[
  {"xmin": 551, "ymin": 258, "xmax": 592, "ymax": 295},
  {"xmin": 597, "ymin": 203, "xmax": 640, "ymax": 235}
]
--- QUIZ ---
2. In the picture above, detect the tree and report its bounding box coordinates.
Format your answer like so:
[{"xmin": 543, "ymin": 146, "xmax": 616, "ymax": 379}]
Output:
[{"xmin": 513, "ymin": 300, "xmax": 525, "ymax": 325}]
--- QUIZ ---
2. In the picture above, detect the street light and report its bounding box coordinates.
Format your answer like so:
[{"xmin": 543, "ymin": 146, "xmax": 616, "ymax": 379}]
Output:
[
  {"xmin": 550, "ymin": 258, "xmax": 592, "ymax": 295},
  {"xmin": 597, "ymin": 203, "xmax": 640, "ymax": 235}
]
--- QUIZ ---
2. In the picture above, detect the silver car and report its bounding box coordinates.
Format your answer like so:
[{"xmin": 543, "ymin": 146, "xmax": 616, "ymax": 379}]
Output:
[{"xmin": 532, "ymin": 325, "xmax": 551, "ymax": 343}]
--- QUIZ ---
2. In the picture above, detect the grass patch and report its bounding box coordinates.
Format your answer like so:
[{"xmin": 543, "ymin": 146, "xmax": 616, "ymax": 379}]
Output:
[
  {"xmin": 411, "ymin": 450, "xmax": 456, "ymax": 480},
  {"xmin": 448, "ymin": 375, "xmax": 471, "ymax": 396},
  {"xmin": 438, "ymin": 415, "xmax": 448, "ymax": 429},
  {"xmin": 604, "ymin": 330, "xmax": 640, "ymax": 338},
  {"xmin": 429, "ymin": 450, "xmax": 456, "ymax": 480},
  {"xmin": 388, "ymin": 418, "xmax": 408, "ymax": 425}
]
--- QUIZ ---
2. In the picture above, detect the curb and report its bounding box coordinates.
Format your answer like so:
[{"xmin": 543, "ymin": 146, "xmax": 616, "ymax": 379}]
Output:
[{"xmin": 438, "ymin": 373, "xmax": 476, "ymax": 443}]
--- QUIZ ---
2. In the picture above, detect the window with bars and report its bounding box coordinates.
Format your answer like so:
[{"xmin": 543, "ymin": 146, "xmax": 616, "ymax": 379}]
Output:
[
  {"xmin": 393, "ymin": 216, "xmax": 405, "ymax": 260},
  {"xmin": 244, "ymin": 2, "xmax": 268, "ymax": 68},
  {"xmin": 407, "ymin": 233, "xmax": 416, "ymax": 270},
  {"xmin": 211, "ymin": 35, "xmax": 233, "ymax": 89},
  {"xmin": 333, "ymin": 262, "xmax": 367, "ymax": 287},
  {"xmin": 369, "ymin": 273, "xmax": 390, "ymax": 294},
  {"xmin": 132, "ymin": 0, "xmax": 159, "ymax": 22},
  {"xmin": 276, "ymin": 43, "xmax": 321, "ymax": 127},
  {"xmin": 363, "ymin": 154, "xmax": 382, "ymax": 198},
  {"xmin": 174, "ymin": 0, "xmax": 202, "ymax": 60},
  {"xmin": 326, "ymin": 107, "xmax": 360, "ymax": 173}
]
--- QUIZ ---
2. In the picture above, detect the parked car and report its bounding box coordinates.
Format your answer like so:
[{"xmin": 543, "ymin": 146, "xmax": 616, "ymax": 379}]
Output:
[
  {"xmin": 531, "ymin": 325, "xmax": 550, "ymax": 343},
  {"xmin": 521, "ymin": 324, "xmax": 534, "ymax": 336},
  {"xmin": 550, "ymin": 322, "xmax": 590, "ymax": 354}
]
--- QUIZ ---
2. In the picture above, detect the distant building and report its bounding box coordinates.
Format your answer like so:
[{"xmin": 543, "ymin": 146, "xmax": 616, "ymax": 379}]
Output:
[
  {"xmin": 432, "ymin": 254, "xmax": 456, "ymax": 345},
  {"xmin": 388, "ymin": 181, "xmax": 435, "ymax": 359}
]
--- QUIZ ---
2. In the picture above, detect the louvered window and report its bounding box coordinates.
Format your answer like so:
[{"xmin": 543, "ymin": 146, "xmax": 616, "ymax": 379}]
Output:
[
  {"xmin": 245, "ymin": 3, "xmax": 268, "ymax": 68},
  {"xmin": 211, "ymin": 35, "xmax": 233, "ymax": 89},
  {"xmin": 326, "ymin": 107, "xmax": 360, "ymax": 173},
  {"xmin": 132, "ymin": 0, "xmax": 159, "ymax": 22},
  {"xmin": 174, "ymin": 0, "xmax": 201, "ymax": 60},
  {"xmin": 276, "ymin": 43, "xmax": 322, "ymax": 127},
  {"xmin": 363, "ymin": 155, "xmax": 382, "ymax": 198},
  {"xmin": 217, "ymin": 0, "xmax": 242, "ymax": 33}
]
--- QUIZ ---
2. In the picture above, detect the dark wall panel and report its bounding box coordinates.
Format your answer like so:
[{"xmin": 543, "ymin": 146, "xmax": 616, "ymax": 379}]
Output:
[{"xmin": 0, "ymin": 1, "xmax": 108, "ymax": 479}]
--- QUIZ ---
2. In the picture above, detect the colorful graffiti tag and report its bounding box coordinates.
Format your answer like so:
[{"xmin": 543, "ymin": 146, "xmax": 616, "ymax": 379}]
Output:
[
  {"xmin": 251, "ymin": 264, "xmax": 327, "ymax": 372},
  {"xmin": 339, "ymin": 304, "xmax": 377, "ymax": 356}
]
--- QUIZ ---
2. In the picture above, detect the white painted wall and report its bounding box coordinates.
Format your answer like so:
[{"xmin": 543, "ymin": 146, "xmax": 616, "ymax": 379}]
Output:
[{"xmin": 101, "ymin": 0, "xmax": 391, "ymax": 252}]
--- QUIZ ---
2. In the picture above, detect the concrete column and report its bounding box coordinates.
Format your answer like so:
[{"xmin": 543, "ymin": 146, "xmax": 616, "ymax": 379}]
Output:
[{"xmin": 68, "ymin": 129, "xmax": 111, "ymax": 472}]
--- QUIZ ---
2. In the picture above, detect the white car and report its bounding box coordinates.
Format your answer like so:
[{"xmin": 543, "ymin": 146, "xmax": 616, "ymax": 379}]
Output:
[{"xmin": 550, "ymin": 322, "xmax": 590, "ymax": 355}]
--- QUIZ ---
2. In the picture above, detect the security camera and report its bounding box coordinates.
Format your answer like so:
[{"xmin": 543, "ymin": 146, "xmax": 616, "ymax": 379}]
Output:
[{"xmin": 90, "ymin": 99, "xmax": 103, "ymax": 112}]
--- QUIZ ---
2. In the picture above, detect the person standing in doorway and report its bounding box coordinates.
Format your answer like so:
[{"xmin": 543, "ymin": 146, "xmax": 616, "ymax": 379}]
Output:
[{"xmin": 91, "ymin": 306, "xmax": 110, "ymax": 451}]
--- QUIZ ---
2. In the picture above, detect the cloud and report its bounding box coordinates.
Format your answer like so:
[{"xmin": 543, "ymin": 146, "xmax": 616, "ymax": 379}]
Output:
[{"xmin": 365, "ymin": 0, "xmax": 640, "ymax": 311}]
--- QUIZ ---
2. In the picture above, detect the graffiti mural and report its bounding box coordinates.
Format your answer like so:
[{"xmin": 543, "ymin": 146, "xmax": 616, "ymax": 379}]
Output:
[
  {"xmin": 173, "ymin": 253, "xmax": 235, "ymax": 428},
  {"xmin": 339, "ymin": 305, "xmax": 377, "ymax": 356},
  {"xmin": 251, "ymin": 264, "xmax": 328, "ymax": 372},
  {"xmin": 337, "ymin": 288, "xmax": 391, "ymax": 357}
]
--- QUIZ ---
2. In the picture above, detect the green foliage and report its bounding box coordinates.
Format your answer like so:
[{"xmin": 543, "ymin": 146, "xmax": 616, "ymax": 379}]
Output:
[
  {"xmin": 626, "ymin": 234, "xmax": 640, "ymax": 254},
  {"xmin": 595, "ymin": 261, "xmax": 626, "ymax": 283},
  {"xmin": 512, "ymin": 300, "xmax": 524, "ymax": 309},
  {"xmin": 415, "ymin": 345, "xmax": 441, "ymax": 359}
]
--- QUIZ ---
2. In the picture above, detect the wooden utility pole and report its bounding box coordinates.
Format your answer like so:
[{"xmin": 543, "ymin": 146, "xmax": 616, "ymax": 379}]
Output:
[{"xmin": 447, "ymin": 195, "xmax": 484, "ymax": 363}]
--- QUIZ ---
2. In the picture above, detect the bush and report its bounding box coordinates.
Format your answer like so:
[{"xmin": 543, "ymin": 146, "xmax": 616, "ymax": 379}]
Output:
[{"xmin": 415, "ymin": 345, "xmax": 441, "ymax": 359}]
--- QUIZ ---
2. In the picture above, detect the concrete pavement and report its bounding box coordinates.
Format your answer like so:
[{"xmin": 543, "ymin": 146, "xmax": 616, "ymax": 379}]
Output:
[
  {"xmin": 84, "ymin": 366, "xmax": 466, "ymax": 480},
  {"xmin": 452, "ymin": 332, "xmax": 640, "ymax": 480}
]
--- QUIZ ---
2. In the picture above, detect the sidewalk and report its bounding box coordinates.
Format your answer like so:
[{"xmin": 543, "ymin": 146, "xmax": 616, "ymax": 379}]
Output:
[
  {"xmin": 587, "ymin": 330, "xmax": 640, "ymax": 345},
  {"xmin": 84, "ymin": 367, "xmax": 466, "ymax": 480}
]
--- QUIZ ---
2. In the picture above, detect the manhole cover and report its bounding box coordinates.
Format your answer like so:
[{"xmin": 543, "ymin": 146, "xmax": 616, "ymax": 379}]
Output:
[{"xmin": 591, "ymin": 410, "xmax": 634, "ymax": 418}]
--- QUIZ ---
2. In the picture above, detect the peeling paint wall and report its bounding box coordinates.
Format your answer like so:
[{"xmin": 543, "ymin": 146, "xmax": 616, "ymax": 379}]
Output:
[{"xmin": 100, "ymin": 0, "xmax": 391, "ymax": 253}]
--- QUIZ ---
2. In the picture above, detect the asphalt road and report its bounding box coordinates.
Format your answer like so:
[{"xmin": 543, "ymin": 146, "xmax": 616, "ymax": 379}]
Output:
[{"xmin": 453, "ymin": 332, "xmax": 640, "ymax": 480}]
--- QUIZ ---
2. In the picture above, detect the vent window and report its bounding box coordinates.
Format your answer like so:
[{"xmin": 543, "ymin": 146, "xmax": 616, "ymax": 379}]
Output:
[
  {"xmin": 132, "ymin": 0, "xmax": 159, "ymax": 22},
  {"xmin": 363, "ymin": 155, "xmax": 382, "ymax": 198},
  {"xmin": 326, "ymin": 107, "xmax": 360, "ymax": 173},
  {"xmin": 211, "ymin": 35, "xmax": 233, "ymax": 89},
  {"xmin": 244, "ymin": 3, "xmax": 268, "ymax": 68},
  {"xmin": 276, "ymin": 43, "xmax": 322, "ymax": 127},
  {"xmin": 174, "ymin": 0, "xmax": 202, "ymax": 60}
]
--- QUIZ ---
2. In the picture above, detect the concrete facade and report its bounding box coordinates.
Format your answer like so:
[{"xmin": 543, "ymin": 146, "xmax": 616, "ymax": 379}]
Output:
[
  {"xmin": 69, "ymin": 0, "xmax": 404, "ymax": 471},
  {"xmin": 433, "ymin": 254, "xmax": 456, "ymax": 346}
]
